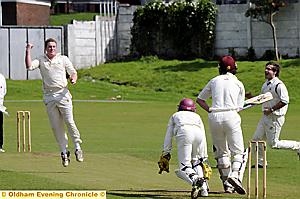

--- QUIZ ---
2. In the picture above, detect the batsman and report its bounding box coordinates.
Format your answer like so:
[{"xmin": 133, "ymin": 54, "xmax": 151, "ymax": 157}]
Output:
[
  {"xmin": 196, "ymin": 56, "xmax": 248, "ymax": 195},
  {"xmin": 158, "ymin": 98, "xmax": 212, "ymax": 198}
]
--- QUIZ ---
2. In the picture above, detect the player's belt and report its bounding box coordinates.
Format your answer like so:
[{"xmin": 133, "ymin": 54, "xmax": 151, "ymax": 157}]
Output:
[
  {"xmin": 44, "ymin": 87, "xmax": 67, "ymax": 94},
  {"xmin": 209, "ymin": 108, "xmax": 238, "ymax": 112}
]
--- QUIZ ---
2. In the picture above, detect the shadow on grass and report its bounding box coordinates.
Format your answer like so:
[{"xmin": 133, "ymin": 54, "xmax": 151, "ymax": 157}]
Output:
[
  {"xmin": 0, "ymin": 169, "xmax": 70, "ymax": 174},
  {"xmin": 24, "ymin": 171, "xmax": 70, "ymax": 174},
  {"xmin": 155, "ymin": 61, "xmax": 217, "ymax": 72},
  {"xmin": 31, "ymin": 152, "xmax": 58, "ymax": 157},
  {"xmin": 108, "ymin": 189, "xmax": 224, "ymax": 198}
]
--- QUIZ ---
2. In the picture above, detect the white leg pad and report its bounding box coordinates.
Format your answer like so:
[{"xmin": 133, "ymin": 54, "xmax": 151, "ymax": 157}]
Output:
[
  {"xmin": 175, "ymin": 169, "xmax": 193, "ymax": 185},
  {"xmin": 230, "ymin": 149, "xmax": 248, "ymax": 181},
  {"xmin": 217, "ymin": 156, "xmax": 231, "ymax": 181},
  {"xmin": 192, "ymin": 159, "xmax": 205, "ymax": 178}
]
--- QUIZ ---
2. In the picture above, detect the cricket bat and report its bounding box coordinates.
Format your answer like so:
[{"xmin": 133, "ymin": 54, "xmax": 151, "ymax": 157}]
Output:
[{"xmin": 243, "ymin": 92, "xmax": 273, "ymax": 110}]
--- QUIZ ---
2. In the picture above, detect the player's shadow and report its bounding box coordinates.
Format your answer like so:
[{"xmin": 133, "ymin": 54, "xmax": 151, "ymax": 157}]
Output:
[{"xmin": 109, "ymin": 189, "xmax": 223, "ymax": 198}]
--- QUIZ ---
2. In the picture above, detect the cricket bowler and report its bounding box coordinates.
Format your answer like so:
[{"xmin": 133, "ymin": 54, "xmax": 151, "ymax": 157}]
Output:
[{"xmin": 25, "ymin": 38, "xmax": 83, "ymax": 167}]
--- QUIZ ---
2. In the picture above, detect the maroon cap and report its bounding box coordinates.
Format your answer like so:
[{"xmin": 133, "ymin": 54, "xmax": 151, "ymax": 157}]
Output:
[{"xmin": 219, "ymin": 56, "xmax": 236, "ymax": 70}]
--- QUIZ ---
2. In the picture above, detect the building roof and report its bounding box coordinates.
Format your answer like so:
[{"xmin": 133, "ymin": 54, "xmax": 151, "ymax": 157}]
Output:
[
  {"xmin": 55, "ymin": 0, "xmax": 113, "ymax": 3},
  {"xmin": 1, "ymin": 0, "xmax": 51, "ymax": 6}
]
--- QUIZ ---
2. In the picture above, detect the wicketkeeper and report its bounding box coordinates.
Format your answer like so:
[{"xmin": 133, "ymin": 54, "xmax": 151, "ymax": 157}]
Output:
[{"xmin": 158, "ymin": 98, "xmax": 212, "ymax": 199}]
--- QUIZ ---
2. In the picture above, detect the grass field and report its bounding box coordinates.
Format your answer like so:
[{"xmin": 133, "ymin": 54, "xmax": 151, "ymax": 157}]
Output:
[
  {"xmin": 50, "ymin": 12, "xmax": 99, "ymax": 26},
  {"xmin": 1, "ymin": 58, "xmax": 300, "ymax": 198}
]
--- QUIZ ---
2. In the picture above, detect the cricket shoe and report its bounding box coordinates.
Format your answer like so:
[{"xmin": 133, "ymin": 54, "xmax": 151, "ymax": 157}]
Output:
[
  {"xmin": 0, "ymin": 148, "xmax": 5, "ymax": 153},
  {"xmin": 227, "ymin": 177, "xmax": 246, "ymax": 195},
  {"xmin": 199, "ymin": 187, "xmax": 208, "ymax": 197},
  {"xmin": 75, "ymin": 149, "xmax": 84, "ymax": 162},
  {"xmin": 199, "ymin": 179, "xmax": 209, "ymax": 197},
  {"xmin": 191, "ymin": 178, "xmax": 205, "ymax": 199},
  {"xmin": 61, "ymin": 151, "xmax": 70, "ymax": 167},
  {"xmin": 223, "ymin": 180, "xmax": 235, "ymax": 194}
]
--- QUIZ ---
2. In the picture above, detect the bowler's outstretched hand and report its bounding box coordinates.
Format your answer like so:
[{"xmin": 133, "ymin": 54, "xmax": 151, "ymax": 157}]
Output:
[{"xmin": 26, "ymin": 43, "xmax": 34, "ymax": 49}]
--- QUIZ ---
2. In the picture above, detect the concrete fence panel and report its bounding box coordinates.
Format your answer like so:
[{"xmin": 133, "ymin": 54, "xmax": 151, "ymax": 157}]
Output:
[
  {"xmin": 0, "ymin": 26, "xmax": 63, "ymax": 80},
  {"xmin": 215, "ymin": 3, "xmax": 300, "ymax": 58},
  {"xmin": 66, "ymin": 6, "xmax": 118, "ymax": 69},
  {"xmin": 0, "ymin": 28, "xmax": 9, "ymax": 78},
  {"xmin": 66, "ymin": 20, "xmax": 97, "ymax": 69}
]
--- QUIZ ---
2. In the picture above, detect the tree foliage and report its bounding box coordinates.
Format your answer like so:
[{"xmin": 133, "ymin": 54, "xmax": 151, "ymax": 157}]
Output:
[
  {"xmin": 245, "ymin": 0, "xmax": 287, "ymax": 61},
  {"xmin": 130, "ymin": 0, "xmax": 217, "ymax": 60}
]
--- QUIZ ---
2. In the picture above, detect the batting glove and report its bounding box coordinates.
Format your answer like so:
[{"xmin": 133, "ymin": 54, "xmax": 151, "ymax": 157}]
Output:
[{"xmin": 202, "ymin": 162, "xmax": 212, "ymax": 180}]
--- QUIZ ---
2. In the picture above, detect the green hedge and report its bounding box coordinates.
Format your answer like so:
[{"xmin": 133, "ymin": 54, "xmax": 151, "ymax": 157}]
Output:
[{"xmin": 130, "ymin": 0, "xmax": 217, "ymax": 60}]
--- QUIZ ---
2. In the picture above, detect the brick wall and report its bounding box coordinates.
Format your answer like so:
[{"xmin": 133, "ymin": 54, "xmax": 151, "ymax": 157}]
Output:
[{"xmin": 2, "ymin": 2, "xmax": 50, "ymax": 25}]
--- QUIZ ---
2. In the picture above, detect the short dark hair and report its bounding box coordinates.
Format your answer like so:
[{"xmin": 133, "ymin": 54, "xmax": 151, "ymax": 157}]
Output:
[
  {"xmin": 266, "ymin": 61, "xmax": 280, "ymax": 77},
  {"xmin": 44, "ymin": 38, "xmax": 57, "ymax": 49}
]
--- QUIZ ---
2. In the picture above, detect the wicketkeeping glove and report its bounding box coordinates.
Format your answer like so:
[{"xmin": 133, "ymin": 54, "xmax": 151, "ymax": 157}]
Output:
[
  {"xmin": 202, "ymin": 162, "xmax": 212, "ymax": 180},
  {"xmin": 158, "ymin": 153, "xmax": 171, "ymax": 174}
]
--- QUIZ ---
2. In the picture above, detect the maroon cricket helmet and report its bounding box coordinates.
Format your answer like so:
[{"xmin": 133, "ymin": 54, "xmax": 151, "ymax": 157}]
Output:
[{"xmin": 178, "ymin": 98, "xmax": 196, "ymax": 112}]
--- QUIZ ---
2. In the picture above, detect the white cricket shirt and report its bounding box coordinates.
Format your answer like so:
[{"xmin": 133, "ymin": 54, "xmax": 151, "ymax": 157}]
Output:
[
  {"xmin": 197, "ymin": 72, "xmax": 245, "ymax": 111},
  {"xmin": 27, "ymin": 53, "xmax": 77, "ymax": 94},
  {"xmin": 163, "ymin": 110, "xmax": 205, "ymax": 155},
  {"xmin": 261, "ymin": 77, "xmax": 289, "ymax": 116}
]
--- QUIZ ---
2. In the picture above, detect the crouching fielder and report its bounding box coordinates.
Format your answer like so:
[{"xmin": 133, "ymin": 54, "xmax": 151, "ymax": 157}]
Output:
[{"xmin": 158, "ymin": 98, "xmax": 212, "ymax": 199}]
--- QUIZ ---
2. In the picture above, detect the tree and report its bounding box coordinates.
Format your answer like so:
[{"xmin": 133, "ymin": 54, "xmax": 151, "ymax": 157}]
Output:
[
  {"xmin": 245, "ymin": 0, "xmax": 287, "ymax": 61},
  {"xmin": 50, "ymin": 0, "xmax": 57, "ymax": 9}
]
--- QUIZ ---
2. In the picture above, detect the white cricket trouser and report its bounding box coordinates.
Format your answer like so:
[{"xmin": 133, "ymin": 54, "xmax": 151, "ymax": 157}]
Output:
[
  {"xmin": 44, "ymin": 88, "xmax": 82, "ymax": 152},
  {"xmin": 208, "ymin": 111, "xmax": 246, "ymax": 180},
  {"xmin": 175, "ymin": 125, "xmax": 207, "ymax": 184},
  {"xmin": 253, "ymin": 114, "xmax": 300, "ymax": 165}
]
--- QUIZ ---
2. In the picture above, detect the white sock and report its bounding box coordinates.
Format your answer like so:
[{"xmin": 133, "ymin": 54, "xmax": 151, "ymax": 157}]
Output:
[
  {"xmin": 61, "ymin": 149, "xmax": 68, "ymax": 154},
  {"xmin": 75, "ymin": 142, "xmax": 81, "ymax": 150}
]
